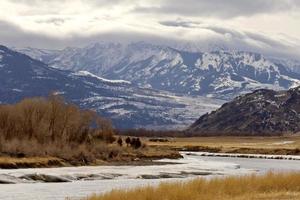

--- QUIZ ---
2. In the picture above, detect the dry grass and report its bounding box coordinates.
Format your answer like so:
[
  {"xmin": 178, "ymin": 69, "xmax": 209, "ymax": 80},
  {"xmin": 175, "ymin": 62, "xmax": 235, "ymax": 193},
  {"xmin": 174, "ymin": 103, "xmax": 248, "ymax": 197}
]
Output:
[
  {"xmin": 145, "ymin": 136, "xmax": 300, "ymax": 155},
  {"xmin": 0, "ymin": 156, "xmax": 65, "ymax": 168},
  {"xmin": 119, "ymin": 146, "xmax": 182, "ymax": 161},
  {"xmin": 87, "ymin": 172, "xmax": 300, "ymax": 200}
]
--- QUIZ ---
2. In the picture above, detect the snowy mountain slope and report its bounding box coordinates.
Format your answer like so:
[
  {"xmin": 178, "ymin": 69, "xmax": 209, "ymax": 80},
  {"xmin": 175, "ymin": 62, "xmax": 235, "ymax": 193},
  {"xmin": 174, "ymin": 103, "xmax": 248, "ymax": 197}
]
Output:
[
  {"xmin": 0, "ymin": 45, "xmax": 223, "ymax": 129},
  {"xmin": 269, "ymin": 57, "xmax": 300, "ymax": 74},
  {"xmin": 17, "ymin": 42, "xmax": 300, "ymax": 100},
  {"xmin": 12, "ymin": 47, "xmax": 61, "ymax": 63}
]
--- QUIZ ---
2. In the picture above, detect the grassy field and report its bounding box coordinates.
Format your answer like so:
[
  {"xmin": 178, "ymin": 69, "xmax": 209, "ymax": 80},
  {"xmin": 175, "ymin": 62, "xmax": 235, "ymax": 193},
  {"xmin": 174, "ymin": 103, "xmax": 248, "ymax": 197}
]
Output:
[
  {"xmin": 145, "ymin": 135, "xmax": 300, "ymax": 155},
  {"xmin": 87, "ymin": 172, "xmax": 300, "ymax": 200}
]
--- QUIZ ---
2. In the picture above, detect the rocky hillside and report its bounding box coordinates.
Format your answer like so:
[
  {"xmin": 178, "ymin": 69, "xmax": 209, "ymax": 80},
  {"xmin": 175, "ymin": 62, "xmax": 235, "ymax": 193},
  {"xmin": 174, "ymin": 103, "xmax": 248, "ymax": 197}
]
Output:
[
  {"xmin": 188, "ymin": 87, "xmax": 300, "ymax": 135},
  {"xmin": 0, "ymin": 45, "xmax": 223, "ymax": 129},
  {"xmin": 17, "ymin": 42, "xmax": 300, "ymax": 100}
]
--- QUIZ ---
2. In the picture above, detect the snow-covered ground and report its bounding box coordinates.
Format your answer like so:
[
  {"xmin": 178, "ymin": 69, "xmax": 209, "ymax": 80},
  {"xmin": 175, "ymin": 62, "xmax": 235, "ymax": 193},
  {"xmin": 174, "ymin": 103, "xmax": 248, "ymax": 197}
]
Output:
[{"xmin": 0, "ymin": 152, "xmax": 300, "ymax": 200}]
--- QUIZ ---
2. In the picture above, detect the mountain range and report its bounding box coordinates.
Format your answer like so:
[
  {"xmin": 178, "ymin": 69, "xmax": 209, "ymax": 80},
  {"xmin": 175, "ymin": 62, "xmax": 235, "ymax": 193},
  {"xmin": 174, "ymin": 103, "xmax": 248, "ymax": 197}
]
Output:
[
  {"xmin": 5, "ymin": 41, "xmax": 300, "ymax": 131},
  {"xmin": 17, "ymin": 42, "xmax": 300, "ymax": 100},
  {"xmin": 0, "ymin": 45, "xmax": 223, "ymax": 129}
]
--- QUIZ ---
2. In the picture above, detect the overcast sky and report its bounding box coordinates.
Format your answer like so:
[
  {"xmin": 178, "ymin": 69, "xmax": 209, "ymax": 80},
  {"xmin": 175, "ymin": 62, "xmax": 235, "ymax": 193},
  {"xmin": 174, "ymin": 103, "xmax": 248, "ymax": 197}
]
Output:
[{"xmin": 0, "ymin": 0, "xmax": 299, "ymax": 57}]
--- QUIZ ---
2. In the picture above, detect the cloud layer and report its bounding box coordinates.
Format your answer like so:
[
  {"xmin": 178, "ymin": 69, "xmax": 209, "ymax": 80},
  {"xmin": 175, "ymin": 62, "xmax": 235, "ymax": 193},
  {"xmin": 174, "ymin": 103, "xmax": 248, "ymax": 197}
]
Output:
[
  {"xmin": 0, "ymin": 0, "xmax": 299, "ymax": 58},
  {"xmin": 134, "ymin": 0, "xmax": 300, "ymax": 18}
]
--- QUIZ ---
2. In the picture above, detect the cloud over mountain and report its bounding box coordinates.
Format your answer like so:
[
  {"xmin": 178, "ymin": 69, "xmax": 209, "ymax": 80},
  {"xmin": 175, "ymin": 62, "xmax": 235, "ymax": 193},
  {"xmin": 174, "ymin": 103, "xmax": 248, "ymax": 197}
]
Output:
[{"xmin": 0, "ymin": 0, "xmax": 299, "ymax": 59}]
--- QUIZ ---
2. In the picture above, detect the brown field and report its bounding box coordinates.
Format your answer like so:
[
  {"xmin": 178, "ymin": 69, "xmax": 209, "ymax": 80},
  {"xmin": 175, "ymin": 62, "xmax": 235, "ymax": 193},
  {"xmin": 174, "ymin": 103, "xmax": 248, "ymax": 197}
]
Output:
[
  {"xmin": 145, "ymin": 135, "xmax": 300, "ymax": 155},
  {"xmin": 87, "ymin": 172, "xmax": 300, "ymax": 200}
]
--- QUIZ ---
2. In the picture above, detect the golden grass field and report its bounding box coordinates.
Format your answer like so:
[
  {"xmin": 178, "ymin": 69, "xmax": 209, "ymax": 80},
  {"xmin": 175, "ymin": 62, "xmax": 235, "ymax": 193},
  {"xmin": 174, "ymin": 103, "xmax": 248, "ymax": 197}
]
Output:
[
  {"xmin": 87, "ymin": 172, "xmax": 300, "ymax": 200},
  {"xmin": 145, "ymin": 135, "xmax": 300, "ymax": 155}
]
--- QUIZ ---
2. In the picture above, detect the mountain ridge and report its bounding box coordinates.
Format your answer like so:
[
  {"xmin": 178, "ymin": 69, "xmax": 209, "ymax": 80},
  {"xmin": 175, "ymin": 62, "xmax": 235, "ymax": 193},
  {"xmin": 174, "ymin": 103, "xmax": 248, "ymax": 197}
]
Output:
[{"xmin": 15, "ymin": 42, "xmax": 300, "ymax": 100}]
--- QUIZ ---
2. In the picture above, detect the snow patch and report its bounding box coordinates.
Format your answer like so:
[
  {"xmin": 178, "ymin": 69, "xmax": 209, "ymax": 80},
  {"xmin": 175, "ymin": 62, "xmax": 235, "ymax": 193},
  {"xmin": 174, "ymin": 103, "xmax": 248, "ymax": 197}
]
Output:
[
  {"xmin": 12, "ymin": 88, "xmax": 22, "ymax": 92},
  {"xmin": 74, "ymin": 71, "xmax": 131, "ymax": 84}
]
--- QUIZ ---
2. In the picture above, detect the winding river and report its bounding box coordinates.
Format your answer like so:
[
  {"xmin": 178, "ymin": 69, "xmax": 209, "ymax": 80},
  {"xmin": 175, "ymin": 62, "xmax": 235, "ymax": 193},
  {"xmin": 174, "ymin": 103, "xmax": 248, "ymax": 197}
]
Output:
[{"xmin": 0, "ymin": 152, "xmax": 300, "ymax": 200}]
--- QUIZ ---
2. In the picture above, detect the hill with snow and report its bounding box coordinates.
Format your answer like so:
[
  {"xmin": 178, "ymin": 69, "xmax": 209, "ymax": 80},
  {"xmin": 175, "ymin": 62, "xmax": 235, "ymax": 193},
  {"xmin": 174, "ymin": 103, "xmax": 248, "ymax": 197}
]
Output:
[{"xmin": 188, "ymin": 87, "xmax": 300, "ymax": 135}]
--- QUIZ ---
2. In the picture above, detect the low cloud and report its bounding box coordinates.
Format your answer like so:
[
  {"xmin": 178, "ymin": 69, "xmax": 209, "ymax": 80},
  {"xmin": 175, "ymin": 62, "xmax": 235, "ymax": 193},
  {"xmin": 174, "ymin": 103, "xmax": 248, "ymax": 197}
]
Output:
[
  {"xmin": 35, "ymin": 17, "xmax": 69, "ymax": 26},
  {"xmin": 133, "ymin": 0, "xmax": 300, "ymax": 19},
  {"xmin": 159, "ymin": 19, "xmax": 202, "ymax": 28}
]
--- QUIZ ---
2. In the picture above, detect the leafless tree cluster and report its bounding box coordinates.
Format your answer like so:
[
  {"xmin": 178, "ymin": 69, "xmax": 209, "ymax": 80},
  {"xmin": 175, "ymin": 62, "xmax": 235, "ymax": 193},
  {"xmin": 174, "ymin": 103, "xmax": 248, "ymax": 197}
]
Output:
[{"xmin": 0, "ymin": 95, "xmax": 115, "ymax": 162}]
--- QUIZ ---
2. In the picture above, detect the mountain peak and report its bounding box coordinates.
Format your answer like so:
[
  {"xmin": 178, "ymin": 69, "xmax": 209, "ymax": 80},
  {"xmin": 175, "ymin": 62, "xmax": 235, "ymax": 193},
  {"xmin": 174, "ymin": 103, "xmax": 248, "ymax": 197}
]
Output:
[{"xmin": 0, "ymin": 45, "xmax": 9, "ymax": 51}]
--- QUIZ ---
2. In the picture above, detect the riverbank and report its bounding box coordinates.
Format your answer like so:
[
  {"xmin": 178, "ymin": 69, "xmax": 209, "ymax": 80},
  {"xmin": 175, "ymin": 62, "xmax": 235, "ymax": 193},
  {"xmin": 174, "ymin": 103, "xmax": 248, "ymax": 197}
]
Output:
[
  {"xmin": 0, "ymin": 146, "xmax": 181, "ymax": 169},
  {"xmin": 0, "ymin": 157, "xmax": 65, "ymax": 169},
  {"xmin": 88, "ymin": 172, "xmax": 300, "ymax": 200}
]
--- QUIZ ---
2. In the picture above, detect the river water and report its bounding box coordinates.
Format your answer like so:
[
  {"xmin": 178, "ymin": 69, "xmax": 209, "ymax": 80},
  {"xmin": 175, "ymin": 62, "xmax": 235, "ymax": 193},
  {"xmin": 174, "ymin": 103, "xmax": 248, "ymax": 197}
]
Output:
[{"xmin": 0, "ymin": 152, "xmax": 299, "ymax": 200}]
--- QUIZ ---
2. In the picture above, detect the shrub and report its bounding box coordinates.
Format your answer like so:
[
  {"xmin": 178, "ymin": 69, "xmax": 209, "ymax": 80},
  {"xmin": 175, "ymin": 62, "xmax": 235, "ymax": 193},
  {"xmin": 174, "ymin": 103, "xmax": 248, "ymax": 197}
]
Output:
[
  {"xmin": 129, "ymin": 137, "xmax": 142, "ymax": 149},
  {"xmin": 125, "ymin": 137, "xmax": 131, "ymax": 146},
  {"xmin": 117, "ymin": 137, "xmax": 123, "ymax": 146}
]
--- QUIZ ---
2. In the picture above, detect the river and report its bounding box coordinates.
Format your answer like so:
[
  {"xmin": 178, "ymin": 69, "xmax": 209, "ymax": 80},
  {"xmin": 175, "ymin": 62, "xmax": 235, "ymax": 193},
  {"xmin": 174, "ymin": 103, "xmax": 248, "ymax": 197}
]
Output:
[{"xmin": 0, "ymin": 152, "xmax": 299, "ymax": 200}]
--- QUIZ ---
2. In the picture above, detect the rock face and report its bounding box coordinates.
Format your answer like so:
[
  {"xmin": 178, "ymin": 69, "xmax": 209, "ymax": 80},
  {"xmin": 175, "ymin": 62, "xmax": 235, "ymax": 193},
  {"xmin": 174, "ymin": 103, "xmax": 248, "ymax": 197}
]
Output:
[
  {"xmin": 188, "ymin": 87, "xmax": 300, "ymax": 135},
  {"xmin": 17, "ymin": 42, "xmax": 300, "ymax": 100},
  {"xmin": 0, "ymin": 45, "xmax": 223, "ymax": 129}
]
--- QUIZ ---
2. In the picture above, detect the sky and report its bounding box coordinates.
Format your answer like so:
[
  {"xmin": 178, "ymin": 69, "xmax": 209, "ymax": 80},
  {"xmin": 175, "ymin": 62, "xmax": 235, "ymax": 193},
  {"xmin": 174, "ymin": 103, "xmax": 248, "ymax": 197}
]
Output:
[{"xmin": 0, "ymin": 0, "xmax": 300, "ymax": 58}]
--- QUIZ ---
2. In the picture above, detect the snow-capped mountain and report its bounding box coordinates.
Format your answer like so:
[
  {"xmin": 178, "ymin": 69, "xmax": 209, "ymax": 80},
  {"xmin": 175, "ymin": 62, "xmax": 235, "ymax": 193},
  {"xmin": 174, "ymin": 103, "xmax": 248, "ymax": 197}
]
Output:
[
  {"xmin": 17, "ymin": 42, "xmax": 300, "ymax": 100},
  {"xmin": 0, "ymin": 45, "xmax": 223, "ymax": 129}
]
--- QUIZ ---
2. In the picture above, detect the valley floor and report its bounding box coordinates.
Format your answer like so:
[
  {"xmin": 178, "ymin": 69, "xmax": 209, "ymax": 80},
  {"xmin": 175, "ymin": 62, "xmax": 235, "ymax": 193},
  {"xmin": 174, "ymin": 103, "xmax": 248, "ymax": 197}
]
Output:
[{"xmin": 145, "ymin": 135, "xmax": 300, "ymax": 156}]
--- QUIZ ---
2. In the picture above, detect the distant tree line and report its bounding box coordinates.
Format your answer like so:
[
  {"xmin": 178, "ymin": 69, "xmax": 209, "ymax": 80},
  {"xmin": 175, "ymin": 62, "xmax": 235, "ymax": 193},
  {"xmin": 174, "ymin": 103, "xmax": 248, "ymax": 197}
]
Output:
[{"xmin": 116, "ymin": 128, "xmax": 189, "ymax": 137}]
